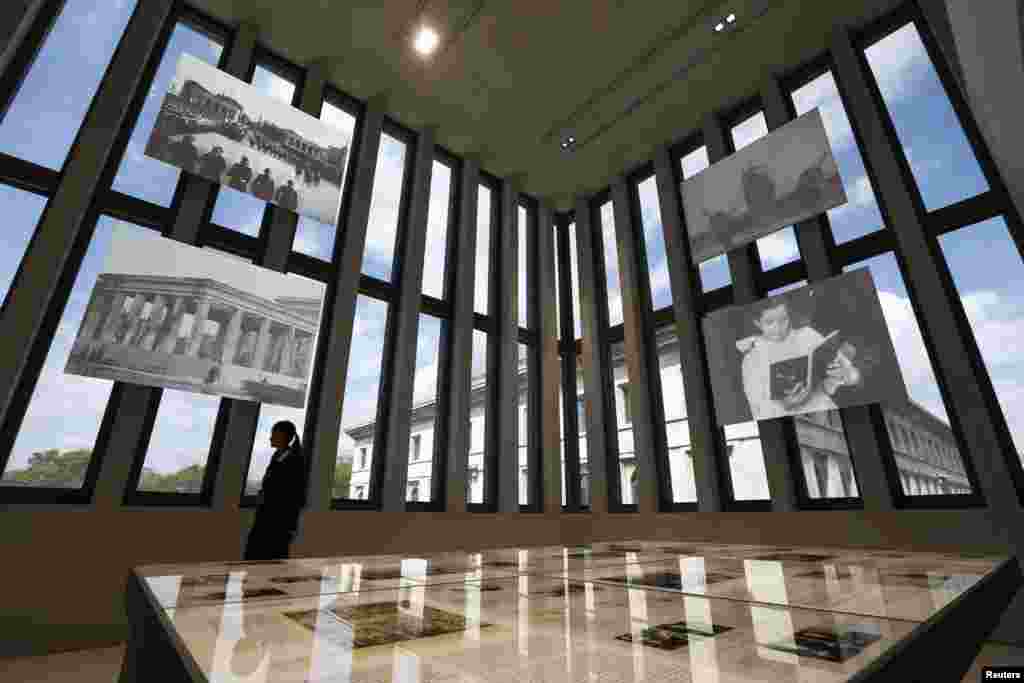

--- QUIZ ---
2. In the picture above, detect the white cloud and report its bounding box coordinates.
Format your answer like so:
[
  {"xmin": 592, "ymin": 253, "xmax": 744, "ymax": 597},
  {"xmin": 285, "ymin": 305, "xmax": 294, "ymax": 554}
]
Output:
[
  {"xmin": 757, "ymin": 230, "xmax": 799, "ymax": 267},
  {"xmin": 864, "ymin": 24, "xmax": 931, "ymax": 106}
]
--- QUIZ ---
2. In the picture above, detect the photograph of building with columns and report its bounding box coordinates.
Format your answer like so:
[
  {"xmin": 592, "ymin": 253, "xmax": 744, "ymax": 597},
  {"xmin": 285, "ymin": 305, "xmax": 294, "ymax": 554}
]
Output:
[{"xmin": 65, "ymin": 223, "xmax": 323, "ymax": 409}]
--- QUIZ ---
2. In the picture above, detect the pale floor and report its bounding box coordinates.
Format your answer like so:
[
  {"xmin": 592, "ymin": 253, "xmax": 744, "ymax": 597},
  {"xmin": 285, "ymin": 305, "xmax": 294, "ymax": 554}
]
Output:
[{"xmin": 2, "ymin": 541, "xmax": 1021, "ymax": 682}]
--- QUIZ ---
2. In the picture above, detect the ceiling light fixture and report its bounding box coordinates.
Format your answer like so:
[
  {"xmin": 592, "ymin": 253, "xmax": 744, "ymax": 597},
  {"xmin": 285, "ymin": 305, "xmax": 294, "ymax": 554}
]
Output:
[
  {"xmin": 714, "ymin": 22, "xmax": 725, "ymax": 32},
  {"xmin": 413, "ymin": 26, "xmax": 439, "ymax": 56},
  {"xmin": 727, "ymin": 13, "xmax": 736, "ymax": 23},
  {"xmin": 560, "ymin": 135, "xmax": 577, "ymax": 150}
]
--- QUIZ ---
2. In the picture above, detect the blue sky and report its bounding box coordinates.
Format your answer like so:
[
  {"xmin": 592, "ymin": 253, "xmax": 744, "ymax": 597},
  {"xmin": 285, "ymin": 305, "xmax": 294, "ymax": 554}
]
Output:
[{"xmin": 0, "ymin": 3, "xmax": 1020, "ymax": 494}]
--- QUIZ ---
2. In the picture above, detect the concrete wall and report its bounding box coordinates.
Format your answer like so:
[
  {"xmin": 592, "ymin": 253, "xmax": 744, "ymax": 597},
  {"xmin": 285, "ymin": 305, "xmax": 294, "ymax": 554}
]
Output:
[{"xmin": 1, "ymin": 505, "xmax": 1020, "ymax": 658}]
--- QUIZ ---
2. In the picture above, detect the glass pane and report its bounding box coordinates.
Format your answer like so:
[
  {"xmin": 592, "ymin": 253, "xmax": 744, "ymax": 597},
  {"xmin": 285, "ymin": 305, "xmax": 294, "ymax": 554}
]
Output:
[
  {"xmin": 574, "ymin": 354, "xmax": 588, "ymax": 507},
  {"xmin": 844, "ymin": 254, "xmax": 973, "ymax": 495},
  {"xmin": 729, "ymin": 112, "xmax": 800, "ymax": 271},
  {"xmin": 599, "ymin": 202, "xmax": 623, "ymax": 327},
  {"xmin": 362, "ymin": 133, "xmax": 407, "ymax": 281},
  {"xmin": 407, "ymin": 314, "xmax": 443, "ymax": 502},
  {"xmin": 244, "ymin": 273, "xmax": 325, "ymax": 495},
  {"xmin": 558, "ymin": 370, "xmax": 565, "ymax": 505},
  {"xmin": 517, "ymin": 343, "xmax": 530, "ymax": 504},
  {"xmin": 794, "ymin": 410, "xmax": 859, "ymax": 499},
  {"xmin": 293, "ymin": 101, "xmax": 356, "ymax": 260},
  {"xmin": 468, "ymin": 330, "xmax": 489, "ymax": 503},
  {"xmin": 422, "ymin": 161, "xmax": 452, "ymax": 299},
  {"xmin": 0, "ymin": 0, "xmax": 137, "ymax": 169},
  {"xmin": 337, "ymin": 295, "xmax": 389, "ymax": 500},
  {"xmin": 137, "ymin": 390, "xmax": 218, "ymax": 493},
  {"xmin": 611, "ymin": 341, "xmax": 636, "ymax": 504},
  {"xmin": 112, "ymin": 22, "xmax": 224, "ymax": 206},
  {"xmin": 474, "ymin": 186, "xmax": 492, "ymax": 315},
  {"xmin": 864, "ymin": 23, "xmax": 988, "ymax": 212},
  {"xmin": 0, "ymin": 185, "xmax": 47, "ymax": 306},
  {"xmin": 724, "ymin": 421, "xmax": 770, "ymax": 501},
  {"xmin": 553, "ymin": 224, "xmax": 561, "ymax": 340},
  {"xmin": 518, "ymin": 206, "xmax": 529, "ymax": 328},
  {"xmin": 568, "ymin": 222, "xmax": 582, "ymax": 339},
  {"xmin": 655, "ymin": 326, "xmax": 697, "ymax": 503},
  {"xmin": 210, "ymin": 66, "xmax": 299, "ymax": 237},
  {"xmin": 638, "ymin": 176, "xmax": 672, "ymax": 310},
  {"xmin": 1, "ymin": 216, "xmax": 141, "ymax": 487},
  {"xmin": 938, "ymin": 217, "xmax": 1024, "ymax": 470},
  {"xmin": 791, "ymin": 71, "xmax": 883, "ymax": 243}
]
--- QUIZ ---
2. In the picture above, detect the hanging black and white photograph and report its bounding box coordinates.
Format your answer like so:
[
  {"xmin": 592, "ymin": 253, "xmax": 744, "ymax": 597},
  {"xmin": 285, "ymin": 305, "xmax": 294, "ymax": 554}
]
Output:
[
  {"xmin": 680, "ymin": 109, "xmax": 847, "ymax": 264},
  {"xmin": 65, "ymin": 223, "xmax": 325, "ymax": 409},
  {"xmin": 702, "ymin": 268, "xmax": 907, "ymax": 425},
  {"xmin": 144, "ymin": 53, "xmax": 350, "ymax": 225}
]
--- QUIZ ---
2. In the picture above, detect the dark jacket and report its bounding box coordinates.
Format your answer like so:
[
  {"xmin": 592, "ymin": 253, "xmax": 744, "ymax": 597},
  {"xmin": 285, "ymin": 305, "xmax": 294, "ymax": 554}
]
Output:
[
  {"xmin": 252, "ymin": 174, "xmax": 274, "ymax": 201},
  {"xmin": 254, "ymin": 444, "xmax": 306, "ymax": 531},
  {"xmin": 275, "ymin": 185, "xmax": 298, "ymax": 210},
  {"xmin": 199, "ymin": 151, "xmax": 227, "ymax": 181}
]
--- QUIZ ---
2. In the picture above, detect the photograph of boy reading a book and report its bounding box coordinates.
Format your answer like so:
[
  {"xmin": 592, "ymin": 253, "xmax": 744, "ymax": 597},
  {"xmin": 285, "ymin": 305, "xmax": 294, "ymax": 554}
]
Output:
[{"xmin": 702, "ymin": 268, "xmax": 908, "ymax": 424}]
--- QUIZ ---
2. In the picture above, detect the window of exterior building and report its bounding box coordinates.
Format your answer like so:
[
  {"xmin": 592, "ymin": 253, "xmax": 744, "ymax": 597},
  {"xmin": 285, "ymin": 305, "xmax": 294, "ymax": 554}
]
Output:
[
  {"xmin": 360, "ymin": 132, "xmax": 408, "ymax": 282},
  {"xmin": 599, "ymin": 201, "xmax": 624, "ymax": 327},
  {"xmin": 610, "ymin": 341, "xmax": 634, "ymax": 505},
  {"xmin": 111, "ymin": 20, "xmax": 225, "ymax": 206},
  {"xmin": 619, "ymin": 384, "xmax": 632, "ymax": 425},
  {"xmin": 336, "ymin": 295, "xmax": 389, "ymax": 500},
  {"xmin": 844, "ymin": 254, "xmax": 974, "ymax": 496},
  {"xmin": 655, "ymin": 327, "xmax": 698, "ymax": 503},
  {"xmin": 406, "ymin": 314, "xmax": 443, "ymax": 501},
  {"xmin": 0, "ymin": 0, "xmax": 138, "ymax": 170},
  {"xmin": 1, "ymin": 216, "xmax": 135, "ymax": 488},
  {"xmin": 723, "ymin": 421, "xmax": 770, "ymax": 501},
  {"xmin": 210, "ymin": 64, "xmax": 299, "ymax": 237},
  {"xmin": 937, "ymin": 217, "xmax": 1024, "ymax": 470},
  {"xmin": 863, "ymin": 22, "xmax": 988, "ymax": 212},
  {"xmin": 422, "ymin": 160, "xmax": 453, "ymax": 300},
  {"xmin": 790, "ymin": 69, "xmax": 883, "ymax": 244},
  {"xmin": 408, "ymin": 480, "xmax": 419, "ymax": 502},
  {"xmin": 467, "ymin": 330, "xmax": 489, "ymax": 504},
  {"xmin": 292, "ymin": 99, "xmax": 357, "ymax": 261},
  {"xmin": 728, "ymin": 112, "xmax": 800, "ymax": 272},
  {"xmin": 474, "ymin": 186, "xmax": 493, "ymax": 315},
  {"xmin": 0, "ymin": 186, "xmax": 47, "ymax": 307}
]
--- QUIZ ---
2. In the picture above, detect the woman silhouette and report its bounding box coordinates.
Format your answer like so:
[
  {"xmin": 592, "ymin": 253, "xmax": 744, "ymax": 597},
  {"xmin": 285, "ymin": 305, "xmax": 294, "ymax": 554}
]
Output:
[{"xmin": 244, "ymin": 421, "xmax": 306, "ymax": 561}]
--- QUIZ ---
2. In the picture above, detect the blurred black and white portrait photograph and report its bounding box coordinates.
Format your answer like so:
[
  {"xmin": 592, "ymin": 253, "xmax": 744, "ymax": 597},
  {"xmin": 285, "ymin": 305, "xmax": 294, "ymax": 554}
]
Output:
[
  {"xmin": 702, "ymin": 268, "xmax": 907, "ymax": 424},
  {"xmin": 681, "ymin": 109, "xmax": 847, "ymax": 264},
  {"xmin": 65, "ymin": 223, "xmax": 325, "ymax": 410},
  {"xmin": 145, "ymin": 53, "xmax": 350, "ymax": 225}
]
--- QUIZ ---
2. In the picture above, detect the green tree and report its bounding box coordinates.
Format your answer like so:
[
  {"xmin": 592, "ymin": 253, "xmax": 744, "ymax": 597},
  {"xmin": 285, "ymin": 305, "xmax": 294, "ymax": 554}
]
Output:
[
  {"xmin": 332, "ymin": 461, "xmax": 352, "ymax": 499},
  {"xmin": 5, "ymin": 449, "xmax": 92, "ymax": 487},
  {"xmin": 138, "ymin": 463, "xmax": 205, "ymax": 493}
]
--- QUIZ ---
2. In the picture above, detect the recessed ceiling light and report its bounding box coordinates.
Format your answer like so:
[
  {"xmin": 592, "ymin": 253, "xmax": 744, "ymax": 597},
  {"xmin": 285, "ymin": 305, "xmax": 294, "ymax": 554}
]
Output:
[
  {"xmin": 714, "ymin": 22, "xmax": 725, "ymax": 32},
  {"xmin": 560, "ymin": 135, "xmax": 577, "ymax": 150},
  {"xmin": 413, "ymin": 26, "xmax": 439, "ymax": 56},
  {"xmin": 727, "ymin": 13, "xmax": 736, "ymax": 23}
]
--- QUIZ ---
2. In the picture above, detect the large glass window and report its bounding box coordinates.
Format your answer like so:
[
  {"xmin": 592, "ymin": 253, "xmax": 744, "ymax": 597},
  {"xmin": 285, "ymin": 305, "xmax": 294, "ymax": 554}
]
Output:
[
  {"xmin": 723, "ymin": 421, "xmax": 770, "ymax": 501},
  {"xmin": 680, "ymin": 146, "xmax": 731, "ymax": 292},
  {"xmin": 292, "ymin": 100, "xmax": 357, "ymax": 261},
  {"xmin": 474, "ymin": 186, "xmax": 492, "ymax": 316},
  {"xmin": 407, "ymin": 314, "xmax": 444, "ymax": 502},
  {"xmin": 1, "ymin": 217, "xmax": 140, "ymax": 488},
  {"xmin": 728, "ymin": 112, "xmax": 800, "ymax": 272},
  {"xmin": 422, "ymin": 161, "xmax": 452, "ymax": 299},
  {"xmin": 137, "ymin": 391, "xmax": 219, "ymax": 493},
  {"xmin": 467, "ymin": 330, "xmax": 489, "ymax": 503},
  {"xmin": 568, "ymin": 222, "xmax": 582, "ymax": 339},
  {"xmin": 0, "ymin": 0, "xmax": 138, "ymax": 170},
  {"xmin": 210, "ymin": 65, "xmax": 298, "ymax": 237},
  {"xmin": 361, "ymin": 133, "xmax": 407, "ymax": 281},
  {"xmin": 844, "ymin": 254, "xmax": 974, "ymax": 496},
  {"xmin": 336, "ymin": 295, "xmax": 389, "ymax": 500},
  {"xmin": 655, "ymin": 327, "xmax": 698, "ymax": 503},
  {"xmin": 938, "ymin": 217, "xmax": 1024, "ymax": 469},
  {"xmin": 0, "ymin": 186, "xmax": 47, "ymax": 307},
  {"xmin": 111, "ymin": 22, "xmax": 225, "ymax": 206},
  {"xmin": 637, "ymin": 176, "xmax": 671, "ymax": 310},
  {"xmin": 611, "ymin": 341, "xmax": 636, "ymax": 504},
  {"xmin": 598, "ymin": 202, "xmax": 623, "ymax": 327},
  {"xmin": 790, "ymin": 70, "xmax": 883, "ymax": 244},
  {"xmin": 553, "ymin": 224, "xmax": 562, "ymax": 340},
  {"xmin": 573, "ymin": 355, "xmax": 589, "ymax": 507},
  {"xmin": 518, "ymin": 206, "xmax": 529, "ymax": 328},
  {"xmin": 517, "ymin": 343, "xmax": 531, "ymax": 504},
  {"xmin": 864, "ymin": 23, "xmax": 988, "ymax": 211}
]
